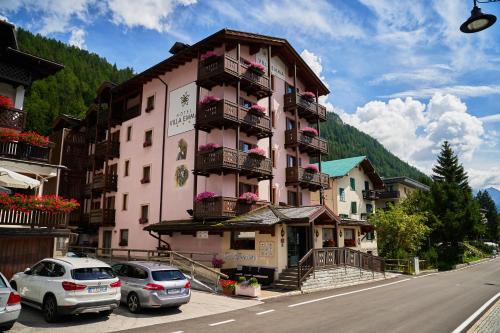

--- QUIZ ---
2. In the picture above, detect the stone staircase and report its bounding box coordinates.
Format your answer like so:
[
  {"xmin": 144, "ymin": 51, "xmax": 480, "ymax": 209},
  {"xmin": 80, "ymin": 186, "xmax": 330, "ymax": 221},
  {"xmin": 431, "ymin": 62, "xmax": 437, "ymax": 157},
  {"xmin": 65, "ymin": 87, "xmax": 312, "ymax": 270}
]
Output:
[
  {"xmin": 272, "ymin": 267, "xmax": 300, "ymax": 290},
  {"xmin": 300, "ymin": 266, "xmax": 387, "ymax": 292}
]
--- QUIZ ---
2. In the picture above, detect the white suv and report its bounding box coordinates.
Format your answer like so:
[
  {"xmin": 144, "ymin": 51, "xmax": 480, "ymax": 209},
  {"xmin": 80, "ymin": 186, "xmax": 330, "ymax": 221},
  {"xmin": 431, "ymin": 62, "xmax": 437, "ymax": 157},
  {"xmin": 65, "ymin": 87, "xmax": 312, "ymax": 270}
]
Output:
[{"xmin": 10, "ymin": 257, "xmax": 121, "ymax": 322}]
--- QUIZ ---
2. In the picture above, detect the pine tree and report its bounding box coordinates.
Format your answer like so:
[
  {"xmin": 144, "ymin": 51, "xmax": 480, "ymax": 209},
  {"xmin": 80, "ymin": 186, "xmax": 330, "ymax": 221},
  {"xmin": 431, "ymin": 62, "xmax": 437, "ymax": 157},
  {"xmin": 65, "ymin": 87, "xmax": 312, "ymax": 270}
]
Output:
[
  {"xmin": 432, "ymin": 141, "xmax": 469, "ymax": 190},
  {"xmin": 476, "ymin": 190, "xmax": 499, "ymax": 241}
]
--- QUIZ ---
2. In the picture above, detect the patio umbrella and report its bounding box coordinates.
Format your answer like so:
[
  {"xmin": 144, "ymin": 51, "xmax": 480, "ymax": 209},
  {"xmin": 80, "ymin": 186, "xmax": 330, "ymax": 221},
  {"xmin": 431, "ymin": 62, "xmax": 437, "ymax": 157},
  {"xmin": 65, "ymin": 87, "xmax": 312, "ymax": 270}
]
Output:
[
  {"xmin": 0, "ymin": 167, "xmax": 40, "ymax": 189},
  {"xmin": 0, "ymin": 186, "xmax": 12, "ymax": 194}
]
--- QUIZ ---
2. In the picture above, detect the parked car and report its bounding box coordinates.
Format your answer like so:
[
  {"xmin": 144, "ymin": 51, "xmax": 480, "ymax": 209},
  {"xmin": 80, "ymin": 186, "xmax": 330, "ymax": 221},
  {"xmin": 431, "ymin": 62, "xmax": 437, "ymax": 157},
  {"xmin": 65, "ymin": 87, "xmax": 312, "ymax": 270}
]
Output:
[
  {"xmin": 111, "ymin": 261, "xmax": 190, "ymax": 313},
  {"xmin": 10, "ymin": 257, "xmax": 121, "ymax": 323},
  {"xmin": 0, "ymin": 273, "xmax": 21, "ymax": 331}
]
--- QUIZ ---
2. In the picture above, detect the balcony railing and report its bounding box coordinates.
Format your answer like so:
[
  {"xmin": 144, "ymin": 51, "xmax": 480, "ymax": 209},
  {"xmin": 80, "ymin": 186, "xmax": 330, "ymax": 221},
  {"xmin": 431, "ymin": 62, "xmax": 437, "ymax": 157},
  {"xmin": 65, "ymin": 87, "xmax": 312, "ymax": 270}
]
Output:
[
  {"xmin": 376, "ymin": 190, "xmax": 400, "ymax": 199},
  {"xmin": 193, "ymin": 196, "xmax": 268, "ymax": 220},
  {"xmin": 284, "ymin": 129, "xmax": 328, "ymax": 155},
  {"xmin": 95, "ymin": 140, "xmax": 120, "ymax": 159},
  {"xmin": 0, "ymin": 141, "xmax": 51, "ymax": 162},
  {"xmin": 0, "ymin": 106, "xmax": 26, "ymax": 131},
  {"xmin": 196, "ymin": 99, "xmax": 272, "ymax": 138},
  {"xmin": 195, "ymin": 147, "xmax": 272, "ymax": 179},
  {"xmin": 84, "ymin": 174, "xmax": 118, "ymax": 197},
  {"xmin": 89, "ymin": 208, "xmax": 115, "ymax": 226},
  {"xmin": 197, "ymin": 54, "xmax": 271, "ymax": 98},
  {"xmin": 362, "ymin": 190, "xmax": 378, "ymax": 200},
  {"xmin": 285, "ymin": 166, "xmax": 329, "ymax": 191},
  {"xmin": 0, "ymin": 208, "xmax": 68, "ymax": 228},
  {"xmin": 344, "ymin": 239, "xmax": 357, "ymax": 247},
  {"xmin": 284, "ymin": 92, "xmax": 327, "ymax": 121}
]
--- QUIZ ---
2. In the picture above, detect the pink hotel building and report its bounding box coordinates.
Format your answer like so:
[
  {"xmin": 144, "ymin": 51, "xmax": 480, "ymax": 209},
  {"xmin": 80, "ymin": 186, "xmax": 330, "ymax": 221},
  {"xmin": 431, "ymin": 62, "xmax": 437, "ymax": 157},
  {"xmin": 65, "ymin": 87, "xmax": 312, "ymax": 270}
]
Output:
[{"xmin": 60, "ymin": 29, "xmax": 359, "ymax": 278}]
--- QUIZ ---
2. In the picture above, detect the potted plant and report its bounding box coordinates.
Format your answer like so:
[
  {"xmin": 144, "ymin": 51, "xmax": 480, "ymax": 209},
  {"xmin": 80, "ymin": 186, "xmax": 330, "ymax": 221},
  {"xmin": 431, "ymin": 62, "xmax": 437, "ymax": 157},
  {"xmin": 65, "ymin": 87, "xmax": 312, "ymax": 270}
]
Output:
[
  {"xmin": 199, "ymin": 95, "xmax": 220, "ymax": 107},
  {"xmin": 199, "ymin": 143, "xmax": 220, "ymax": 152},
  {"xmin": 247, "ymin": 147, "xmax": 265, "ymax": 158},
  {"xmin": 247, "ymin": 62, "xmax": 266, "ymax": 76},
  {"xmin": 0, "ymin": 96, "xmax": 14, "ymax": 109},
  {"xmin": 200, "ymin": 51, "xmax": 218, "ymax": 63},
  {"xmin": 249, "ymin": 104, "xmax": 266, "ymax": 116},
  {"xmin": 304, "ymin": 164, "xmax": 319, "ymax": 173},
  {"xmin": 302, "ymin": 127, "xmax": 318, "ymax": 137},
  {"xmin": 0, "ymin": 193, "xmax": 80, "ymax": 214},
  {"xmin": 239, "ymin": 192, "xmax": 259, "ymax": 204},
  {"xmin": 235, "ymin": 277, "xmax": 261, "ymax": 297},
  {"xmin": 212, "ymin": 257, "xmax": 224, "ymax": 269},
  {"xmin": 195, "ymin": 191, "xmax": 216, "ymax": 203},
  {"xmin": 219, "ymin": 279, "xmax": 236, "ymax": 296},
  {"xmin": 301, "ymin": 91, "xmax": 316, "ymax": 102}
]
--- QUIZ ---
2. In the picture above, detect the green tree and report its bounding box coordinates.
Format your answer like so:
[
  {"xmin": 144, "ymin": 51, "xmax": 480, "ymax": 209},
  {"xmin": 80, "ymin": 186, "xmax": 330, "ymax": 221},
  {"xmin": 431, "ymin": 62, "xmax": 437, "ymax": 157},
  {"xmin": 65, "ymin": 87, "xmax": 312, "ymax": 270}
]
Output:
[
  {"xmin": 476, "ymin": 190, "xmax": 499, "ymax": 241},
  {"xmin": 432, "ymin": 141, "xmax": 469, "ymax": 191},
  {"xmin": 371, "ymin": 203, "xmax": 430, "ymax": 258}
]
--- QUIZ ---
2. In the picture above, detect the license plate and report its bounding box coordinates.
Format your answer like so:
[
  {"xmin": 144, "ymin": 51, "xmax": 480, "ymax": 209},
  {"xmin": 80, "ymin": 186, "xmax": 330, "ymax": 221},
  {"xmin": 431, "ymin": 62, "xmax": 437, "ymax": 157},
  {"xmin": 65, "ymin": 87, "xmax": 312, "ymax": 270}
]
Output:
[
  {"xmin": 88, "ymin": 286, "xmax": 107, "ymax": 293},
  {"xmin": 167, "ymin": 288, "xmax": 181, "ymax": 294}
]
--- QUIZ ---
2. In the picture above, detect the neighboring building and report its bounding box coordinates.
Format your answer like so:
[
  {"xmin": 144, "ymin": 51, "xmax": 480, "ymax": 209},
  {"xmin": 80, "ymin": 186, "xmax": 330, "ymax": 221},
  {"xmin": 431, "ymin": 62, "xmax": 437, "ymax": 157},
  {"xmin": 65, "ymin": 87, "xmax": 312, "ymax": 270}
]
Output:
[
  {"xmin": 311, "ymin": 156, "xmax": 384, "ymax": 255},
  {"xmin": 375, "ymin": 176, "xmax": 430, "ymax": 210},
  {"xmin": 0, "ymin": 20, "xmax": 68, "ymax": 278}
]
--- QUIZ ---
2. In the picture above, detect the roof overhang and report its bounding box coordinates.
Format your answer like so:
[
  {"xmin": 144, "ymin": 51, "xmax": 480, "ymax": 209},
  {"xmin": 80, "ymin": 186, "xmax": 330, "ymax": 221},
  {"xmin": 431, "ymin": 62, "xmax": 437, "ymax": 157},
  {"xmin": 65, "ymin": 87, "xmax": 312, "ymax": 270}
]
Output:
[
  {"xmin": 382, "ymin": 176, "xmax": 430, "ymax": 191},
  {"xmin": 0, "ymin": 158, "xmax": 66, "ymax": 178}
]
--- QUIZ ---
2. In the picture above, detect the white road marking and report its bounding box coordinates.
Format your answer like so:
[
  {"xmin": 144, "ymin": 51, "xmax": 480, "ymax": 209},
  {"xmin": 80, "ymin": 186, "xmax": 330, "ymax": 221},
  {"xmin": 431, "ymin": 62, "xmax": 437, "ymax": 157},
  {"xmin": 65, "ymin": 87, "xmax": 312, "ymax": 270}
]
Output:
[
  {"xmin": 209, "ymin": 319, "xmax": 236, "ymax": 326},
  {"xmin": 413, "ymin": 273, "xmax": 439, "ymax": 279},
  {"xmin": 256, "ymin": 309, "xmax": 275, "ymax": 315},
  {"xmin": 170, "ymin": 331, "xmax": 184, "ymax": 333},
  {"xmin": 451, "ymin": 292, "xmax": 500, "ymax": 333},
  {"xmin": 288, "ymin": 278, "xmax": 412, "ymax": 308}
]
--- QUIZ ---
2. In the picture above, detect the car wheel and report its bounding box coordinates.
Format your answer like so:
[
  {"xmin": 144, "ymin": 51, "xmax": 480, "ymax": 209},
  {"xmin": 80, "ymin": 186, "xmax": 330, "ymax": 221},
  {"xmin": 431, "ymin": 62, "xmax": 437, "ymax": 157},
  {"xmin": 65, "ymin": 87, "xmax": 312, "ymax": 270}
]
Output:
[
  {"xmin": 127, "ymin": 293, "xmax": 141, "ymax": 313},
  {"xmin": 0, "ymin": 322, "xmax": 15, "ymax": 331},
  {"xmin": 42, "ymin": 295, "xmax": 59, "ymax": 323},
  {"xmin": 99, "ymin": 309, "xmax": 113, "ymax": 317}
]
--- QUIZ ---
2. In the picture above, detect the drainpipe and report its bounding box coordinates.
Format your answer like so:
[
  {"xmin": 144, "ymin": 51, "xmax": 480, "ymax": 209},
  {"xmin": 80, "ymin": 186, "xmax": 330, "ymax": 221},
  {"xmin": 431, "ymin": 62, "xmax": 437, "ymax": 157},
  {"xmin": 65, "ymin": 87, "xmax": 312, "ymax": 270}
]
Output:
[{"xmin": 157, "ymin": 77, "xmax": 169, "ymax": 234}]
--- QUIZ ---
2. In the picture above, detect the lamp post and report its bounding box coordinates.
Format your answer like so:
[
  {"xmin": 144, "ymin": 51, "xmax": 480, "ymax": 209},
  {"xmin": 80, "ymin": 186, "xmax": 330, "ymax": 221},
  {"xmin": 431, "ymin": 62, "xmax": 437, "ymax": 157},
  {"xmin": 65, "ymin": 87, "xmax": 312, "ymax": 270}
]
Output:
[{"xmin": 460, "ymin": 0, "xmax": 498, "ymax": 33}]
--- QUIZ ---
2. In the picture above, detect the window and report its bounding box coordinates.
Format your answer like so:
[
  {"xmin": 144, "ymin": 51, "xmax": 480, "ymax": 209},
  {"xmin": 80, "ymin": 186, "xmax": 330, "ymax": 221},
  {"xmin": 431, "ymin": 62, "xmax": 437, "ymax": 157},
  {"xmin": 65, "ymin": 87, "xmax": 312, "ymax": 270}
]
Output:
[
  {"xmin": 106, "ymin": 196, "xmax": 115, "ymax": 209},
  {"xmin": 111, "ymin": 130, "xmax": 120, "ymax": 142},
  {"xmin": 230, "ymin": 231, "xmax": 255, "ymax": 250},
  {"xmin": 271, "ymin": 149, "xmax": 276, "ymax": 168},
  {"xmin": 239, "ymin": 97, "xmax": 253, "ymax": 109},
  {"xmin": 72, "ymin": 267, "xmax": 115, "ymax": 280},
  {"xmin": 351, "ymin": 202, "xmax": 357, "ymax": 214},
  {"xmin": 366, "ymin": 203, "xmax": 373, "ymax": 214},
  {"xmin": 285, "ymin": 83, "xmax": 295, "ymax": 94},
  {"xmin": 119, "ymin": 229, "xmax": 129, "ymax": 246},
  {"xmin": 146, "ymin": 95, "xmax": 155, "ymax": 112},
  {"xmin": 144, "ymin": 129, "xmax": 153, "ymax": 147},
  {"xmin": 122, "ymin": 193, "xmax": 128, "ymax": 211},
  {"xmin": 286, "ymin": 118, "xmax": 296, "ymax": 130},
  {"xmin": 108, "ymin": 164, "xmax": 117, "ymax": 176},
  {"xmin": 339, "ymin": 188, "xmax": 346, "ymax": 202},
  {"xmin": 239, "ymin": 141, "xmax": 255, "ymax": 152},
  {"xmin": 151, "ymin": 270, "xmax": 185, "ymax": 281},
  {"xmin": 271, "ymin": 110, "xmax": 276, "ymax": 128},
  {"xmin": 364, "ymin": 181, "xmax": 370, "ymax": 191},
  {"xmin": 124, "ymin": 160, "xmax": 130, "ymax": 177},
  {"xmin": 350, "ymin": 177, "xmax": 356, "ymax": 190},
  {"xmin": 344, "ymin": 228, "xmax": 355, "ymax": 240},
  {"xmin": 140, "ymin": 204, "xmax": 149, "ymax": 224},
  {"xmin": 272, "ymin": 186, "xmax": 277, "ymax": 205},
  {"xmin": 31, "ymin": 261, "xmax": 65, "ymax": 277},
  {"xmin": 365, "ymin": 231, "xmax": 375, "ymax": 241},
  {"xmin": 141, "ymin": 165, "xmax": 151, "ymax": 183},
  {"xmin": 288, "ymin": 191, "xmax": 300, "ymax": 206},
  {"xmin": 239, "ymin": 182, "xmax": 258, "ymax": 195},
  {"xmin": 129, "ymin": 266, "xmax": 149, "ymax": 279},
  {"xmin": 339, "ymin": 214, "xmax": 348, "ymax": 219},
  {"xmin": 126, "ymin": 126, "xmax": 132, "ymax": 141},
  {"xmin": 287, "ymin": 155, "xmax": 296, "ymax": 167}
]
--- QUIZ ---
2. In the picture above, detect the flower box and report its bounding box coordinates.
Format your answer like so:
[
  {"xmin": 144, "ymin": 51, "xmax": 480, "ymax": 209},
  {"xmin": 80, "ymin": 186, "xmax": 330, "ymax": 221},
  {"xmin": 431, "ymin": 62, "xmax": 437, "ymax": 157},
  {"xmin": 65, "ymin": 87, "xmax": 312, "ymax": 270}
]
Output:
[
  {"xmin": 301, "ymin": 91, "xmax": 316, "ymax": 102},
  {"xmin": 0, "ymin": 193, "xmax": 79, "ymax": 213},
  {"xmin": 140, "ymin": 177, "xmax": 150, "ymax": 184},
  {"xmin": 200, "ymin": 51, "xmax": 218, "ymax": 63},
  {"xmin": 0, "ymin": 96, "xmax": 13, "ymax": 108},
  {"xmin": 304, "ymin": 164, "xmax": 319, "ymax": 173},
  {"xmin": 199, "ymin": 96, "xmax": 220, "ymax": 107},
  {"xmin": 143, "ymin": 140, "xmax": 152, "ymax": 147},
  {"xmin": 199, "ymin": 143, "xmax": 220, "ymax": 152},
  {"xmin": 0, "ymin": 130, "xmax": 49, "ymax": 147},
  {"xmin": 247, "ymin": 62, "xmax": 266, "ymax": 76},
  {"xmin": 235, "ymin": 284, "xmax": 261, "ymax": 297},
  {"xmin": 195, "ymin": 191, "xmax": 216, "ymax": 203},
  {"xmin": 239, "ymin": 192, "xmax": 259, "ymax": 204},
  {"xmin": 249, "ymin": 104, "xmax": 266, "ymax": 116},
  {"xmin": 302, "ymin": 127, "xmax": 318, "ymax": 137},
  {"xmin": 219, "ymin": 279, "xmax": 236, "ymax": 296},
  {"xmin": 247, "ymin": 147, "xmax": 265, "ymax": 158}
]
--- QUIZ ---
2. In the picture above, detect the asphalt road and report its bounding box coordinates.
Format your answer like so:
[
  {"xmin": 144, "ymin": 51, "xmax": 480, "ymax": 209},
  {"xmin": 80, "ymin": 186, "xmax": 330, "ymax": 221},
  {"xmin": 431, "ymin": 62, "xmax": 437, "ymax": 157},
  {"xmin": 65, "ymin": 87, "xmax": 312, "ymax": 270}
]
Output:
[{"xmin": 119, "ymin": 258, "xmax": 500, "ymax": 333}]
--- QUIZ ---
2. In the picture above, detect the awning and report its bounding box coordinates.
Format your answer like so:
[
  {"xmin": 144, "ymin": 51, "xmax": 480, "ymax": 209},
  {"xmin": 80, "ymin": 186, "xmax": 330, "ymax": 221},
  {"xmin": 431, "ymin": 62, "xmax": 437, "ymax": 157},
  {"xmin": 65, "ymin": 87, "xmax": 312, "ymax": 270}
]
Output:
[
  {"xmin": 0, "ymin": 166, "xmax": 40, "ymax": 189},
  {"xmin": 0, "ymin": 186, "xmax": 11, "ymax": 194}
]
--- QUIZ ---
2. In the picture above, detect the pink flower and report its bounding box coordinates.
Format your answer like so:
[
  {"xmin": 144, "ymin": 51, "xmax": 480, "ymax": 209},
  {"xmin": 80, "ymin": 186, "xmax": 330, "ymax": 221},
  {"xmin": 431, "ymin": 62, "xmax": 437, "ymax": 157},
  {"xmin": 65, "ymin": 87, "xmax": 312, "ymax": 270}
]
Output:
[
  {"xmin": 302, "ymin": 91, "xmax": 316, "ymax": 100},
  {"xmin": 247, "ymin": 147, "xmax": 265, "ymax": 156},
  {"xmin": 302, "ymin": 127, "xmax": 318, "ymax": 136},
  {"xmin": 304, "ymin": 164, "xmax": 319, "ymax": 173},
  {"xmin": 0, "ymin": 96, "xmax": 13, "ymax": 108},
  {"xmin": 199, "ymin": 95, "xmax": 220, "ymax": 107},
  {"xmin": 248, "ymin": 62, "xmax": 266, "ymax": 73},
  {"xmin": 199, "ymin": 143, "xmax": 220, "ymax": 151},
  {"xmin": 200, "ymin": 51, "xmax": 218, "ymax": 61},
  {"xmin": 195, "ymin": 191, "xmax": 216, "ymax": 203},
  {"xmin": 239, "ymin": 192, "xmax": 259, "ymax": 203},
  {"xmin": 249, "ymin": 104, "xmax": 266, "ymax": 114}
]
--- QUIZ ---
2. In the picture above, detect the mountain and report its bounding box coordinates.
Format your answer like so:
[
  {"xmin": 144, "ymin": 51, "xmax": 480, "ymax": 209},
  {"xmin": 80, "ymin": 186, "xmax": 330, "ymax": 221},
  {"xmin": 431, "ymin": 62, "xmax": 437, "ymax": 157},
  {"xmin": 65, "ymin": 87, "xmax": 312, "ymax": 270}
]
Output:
[
  {"xmin": 18, "ymin": 29, "xmax": 427, "ymax": 181},
  {"xmin": 485, "ymin": 187, "xmax": 500, "ymax": 210}
]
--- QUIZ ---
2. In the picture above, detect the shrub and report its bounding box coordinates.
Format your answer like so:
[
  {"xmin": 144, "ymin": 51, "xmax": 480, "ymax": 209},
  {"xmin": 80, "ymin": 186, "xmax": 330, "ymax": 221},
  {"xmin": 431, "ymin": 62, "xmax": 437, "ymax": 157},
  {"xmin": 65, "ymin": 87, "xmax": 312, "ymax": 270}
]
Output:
[{"xmin": 194, "ymin": 191, "xmax": 216, "ymax": 203}]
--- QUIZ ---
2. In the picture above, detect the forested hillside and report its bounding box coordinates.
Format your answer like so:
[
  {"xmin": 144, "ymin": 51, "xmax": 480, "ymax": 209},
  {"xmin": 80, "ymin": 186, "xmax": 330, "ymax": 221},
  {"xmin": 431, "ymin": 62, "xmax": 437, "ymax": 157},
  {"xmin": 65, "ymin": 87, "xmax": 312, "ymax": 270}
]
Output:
[{"xmin": 18, "ymin": 29, "xmax": 427, "ymax": 180}]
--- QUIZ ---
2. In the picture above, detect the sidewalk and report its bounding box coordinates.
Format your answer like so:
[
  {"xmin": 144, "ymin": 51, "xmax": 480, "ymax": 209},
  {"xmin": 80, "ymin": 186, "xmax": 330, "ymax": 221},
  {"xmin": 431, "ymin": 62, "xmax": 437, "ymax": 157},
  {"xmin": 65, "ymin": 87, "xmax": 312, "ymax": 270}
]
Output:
[{"xmin": 467, "ymin": 300, "xmax": 500, "ymax": 333}]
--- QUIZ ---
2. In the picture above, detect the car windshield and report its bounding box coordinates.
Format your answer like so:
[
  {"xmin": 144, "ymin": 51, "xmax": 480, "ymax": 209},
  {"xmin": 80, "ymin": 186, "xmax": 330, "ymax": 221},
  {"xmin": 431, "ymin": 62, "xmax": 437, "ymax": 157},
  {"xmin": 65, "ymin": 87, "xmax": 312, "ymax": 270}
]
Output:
[
  {"xmin": 71, "ymin": 267, "xmax": 115, "ymax": 280},
  {"xmin": 151, "ymin": 270, "xmax": 185, "ymax": 281}
]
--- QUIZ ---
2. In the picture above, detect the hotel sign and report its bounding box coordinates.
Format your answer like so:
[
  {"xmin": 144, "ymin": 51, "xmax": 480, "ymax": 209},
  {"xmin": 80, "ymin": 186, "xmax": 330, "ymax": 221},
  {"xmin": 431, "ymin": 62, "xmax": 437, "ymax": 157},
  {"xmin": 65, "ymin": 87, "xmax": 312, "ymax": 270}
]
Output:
[
  {"xmin": 168, "ymin": 82, "xmax": 197, "ymax": 137},
  {"xmin": 256, "ymin": 48, "xmax": 287, "ymax": 81}
]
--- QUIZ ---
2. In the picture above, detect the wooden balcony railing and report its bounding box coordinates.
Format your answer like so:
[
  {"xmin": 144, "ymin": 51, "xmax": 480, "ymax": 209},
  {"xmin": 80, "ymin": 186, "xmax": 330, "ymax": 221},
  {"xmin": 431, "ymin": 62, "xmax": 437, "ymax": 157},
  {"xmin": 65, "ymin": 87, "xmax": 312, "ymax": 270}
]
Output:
[
  {"xmin": 197, "ymin": 55, "xmax": 271, "ymax": 98},
  {"xmin": 89, "ymin": 208, "xmax": 115, "ymax": 226},
  {"xmin": 95, "ymin": 140, "xmax": 120, "ymax": 159},
  {"xmin": 362, "ymin": 190, "xmax": 378, "ymax": 200},
  {"xmin": 285, "ymin": 166, "xmax": 329, "ymax": 191},
  {"xmin": 195, "ymin": 147, "xmax": 272, "ymax": 179},
  {"xmin": 196, "ymin": 99, "xmax": 272, "ymax": 138},
  {"xmin": 0, "ymin": 106, "xmax": 26, "ymax": 131},
  {"xmin": 193, "ymin": 196, "xmax": 268, "ymax": 220},
  {"xmin": 284, "ymin": 129, "xmax": 328, "ymax": 155},
  {"xmin": 84, "ymin": 174, "xmax": 118, "ymax": 197},
  {"xmin": 284, "ymin": 92, "xmax": 327, "ymax": 121},
  {"xmin": 0, "ymin": 208, "xmax": 68, "ymax": 228},
  {"xmin": 376, "ymin": 190, "xmax": 400, "ymax": 199},
  {"xmin": 0, "ymin": 141, "xmax": 51, "ymax": 162},
  {"xmin": 344, "ymin": 239, "xmax": 357, "ymax": 247}
]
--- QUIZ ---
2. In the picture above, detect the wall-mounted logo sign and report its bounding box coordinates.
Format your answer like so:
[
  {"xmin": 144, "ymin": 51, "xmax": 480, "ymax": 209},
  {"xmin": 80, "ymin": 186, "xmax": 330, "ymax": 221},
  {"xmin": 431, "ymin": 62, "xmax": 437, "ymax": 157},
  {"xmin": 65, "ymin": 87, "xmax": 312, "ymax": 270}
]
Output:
[
  {"xmin": 256, "ymin": 48, "xmax": 287, "ymax": 81},
  {"xmin": 177, "ymin": 138, "xmax": 187, "ymax": 160},
  {"xmin": 196, "ymin": 231, "xmax": 209, "ymax": 239},
  {"xmin": 175, "ymin": 165, "xmax": 189, "ymax": 187},
  {"xmin": 168, "ymin": 82, "xmax": 197, "ymax": 137}
]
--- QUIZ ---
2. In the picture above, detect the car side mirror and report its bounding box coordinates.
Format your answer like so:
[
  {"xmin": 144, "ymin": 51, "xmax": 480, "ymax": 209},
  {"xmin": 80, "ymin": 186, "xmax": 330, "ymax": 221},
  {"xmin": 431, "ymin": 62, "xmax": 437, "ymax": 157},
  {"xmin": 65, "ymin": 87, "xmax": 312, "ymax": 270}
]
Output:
[{"xmin": 24, "ymin": 268, "xmax": 31, "ymax": 275}]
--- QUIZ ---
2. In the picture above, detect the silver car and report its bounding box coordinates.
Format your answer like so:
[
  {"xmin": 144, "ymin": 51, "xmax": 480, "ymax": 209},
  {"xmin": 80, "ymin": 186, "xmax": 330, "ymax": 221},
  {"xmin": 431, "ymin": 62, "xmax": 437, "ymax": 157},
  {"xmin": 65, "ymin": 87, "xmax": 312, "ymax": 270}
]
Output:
[
  {"xmin": 111, "ymin": 262, "xmax": 191, "ymax": 313},
  {"xmin": 0, "ymin": 273, "xmax": 21, "ymax": 331}
]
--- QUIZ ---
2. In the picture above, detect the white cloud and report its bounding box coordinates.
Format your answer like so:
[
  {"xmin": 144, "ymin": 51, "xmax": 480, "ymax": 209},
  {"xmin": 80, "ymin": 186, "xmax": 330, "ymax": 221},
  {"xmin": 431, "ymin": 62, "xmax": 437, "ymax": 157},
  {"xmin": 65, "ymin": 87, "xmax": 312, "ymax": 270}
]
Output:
[
  {"xmin": 468, "ymin": 167, "xmax": 500, "ymax": 190},
  {"xmin": 370, "ymin": 64, "xmax": 454, "ymax": 85},
  {"xmin": 383, "ymin": 85, "xmax": 500, "ymax": 99},
  {"xmin": 300, "ymin": 49, "xmax": 334, "ymax": 112},
  {"xmin": 480, "ymin": 114, "xmax": 500, "ymax": 123},
  {"xmin": 68, "ymin": 28, "xmax": 86, "ymax": 49}
]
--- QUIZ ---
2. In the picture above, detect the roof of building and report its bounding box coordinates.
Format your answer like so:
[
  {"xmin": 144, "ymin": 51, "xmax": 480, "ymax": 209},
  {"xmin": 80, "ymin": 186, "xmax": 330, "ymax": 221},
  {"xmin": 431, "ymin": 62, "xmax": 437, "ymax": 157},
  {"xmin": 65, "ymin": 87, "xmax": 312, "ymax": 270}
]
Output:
[
  {"xmin": 320, "ymin": 156, "xmax": 384, "ymax": 189},
  {"xmin": 52, "ymin": 114, "xmax": 83, "ymax": 131},
  {"xmin": 382, "ymin": 176, "xmax": 430, "ymax": 191}
]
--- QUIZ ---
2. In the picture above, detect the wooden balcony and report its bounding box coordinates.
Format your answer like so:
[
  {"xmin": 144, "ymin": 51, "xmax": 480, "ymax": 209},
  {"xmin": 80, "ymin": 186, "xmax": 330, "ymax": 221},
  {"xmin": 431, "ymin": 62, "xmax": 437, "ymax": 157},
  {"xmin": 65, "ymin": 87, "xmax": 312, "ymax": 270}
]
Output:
[
  {"xmin": 193, "ymin": 196, "xmax": 268, "ymax": 220},
  {"xmin": 285, "ymin": 166, "xmax": 329, "ymax": 191},
  {"xmin": 89, "ymin": 208, "xmax": 115, "ymax": 226},
  {"xmin": 376, "ymin": 190, "xmax": 400, "ymax": 199},
  {"xmin": 362, "ymin": 190, "xmax": 378, "ymax": 200},
  {"xmin": 95, "ymin": 140, "xmax": 120, "ymax": 160},
  {"xmin": 0, "ymin": 141, "xmax": 51, "ymax": 162},
  {"xmin": 284, "ymin": 92, "xmax": 327, "ymax": 122},
  {"xmin": 196, "ymin": 99, "xmax": 272, "ymax": 139},
  {"xmin": 197, "ymin": 54, "xmax": 272, "ymax": 98},
  {"xmin": 0, "ymin": 106, "xmax": 26, "ymax": 131},
  {"xmin": 84, "ymin": 174, "xmax": 118, "ymax": 197},
  {"xmin": 0, "ymin": 208, "xmax": 68, "ymax": 228},
  {"xmin": 284, "ymin": 129, "xmax": 328, "ymax": 155},
  {"xmin": 195, "ymin": 147, "xmax": 272, "ymax": 180}
]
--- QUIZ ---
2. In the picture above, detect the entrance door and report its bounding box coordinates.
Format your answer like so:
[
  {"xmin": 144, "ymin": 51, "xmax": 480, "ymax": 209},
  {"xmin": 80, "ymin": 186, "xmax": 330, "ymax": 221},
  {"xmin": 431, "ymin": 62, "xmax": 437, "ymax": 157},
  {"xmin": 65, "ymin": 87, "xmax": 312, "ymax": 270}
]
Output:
[
  {"xmin": 103, "ymin": 230, "xmax": 112, "ymax": 254},
  {"xmin": 287, "ymin": 226, "xmax": 309, "ymax": 266}
]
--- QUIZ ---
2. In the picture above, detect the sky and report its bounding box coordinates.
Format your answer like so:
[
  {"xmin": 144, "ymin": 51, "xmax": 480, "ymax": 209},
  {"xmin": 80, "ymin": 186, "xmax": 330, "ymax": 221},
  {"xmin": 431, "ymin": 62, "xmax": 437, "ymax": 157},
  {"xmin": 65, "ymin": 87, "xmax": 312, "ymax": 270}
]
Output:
[{"xmin": 1, "ymin": 0, "xmax": 499, "ymax": 190}]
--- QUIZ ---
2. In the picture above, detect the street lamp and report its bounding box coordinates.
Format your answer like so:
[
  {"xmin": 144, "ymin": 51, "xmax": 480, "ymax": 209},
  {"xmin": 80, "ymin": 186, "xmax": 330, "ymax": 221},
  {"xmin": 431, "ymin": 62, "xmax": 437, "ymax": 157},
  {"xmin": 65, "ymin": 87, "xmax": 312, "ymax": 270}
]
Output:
[{"xmin": 460, "ymin": 0, "xmax": 498, "ymax": 33}]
